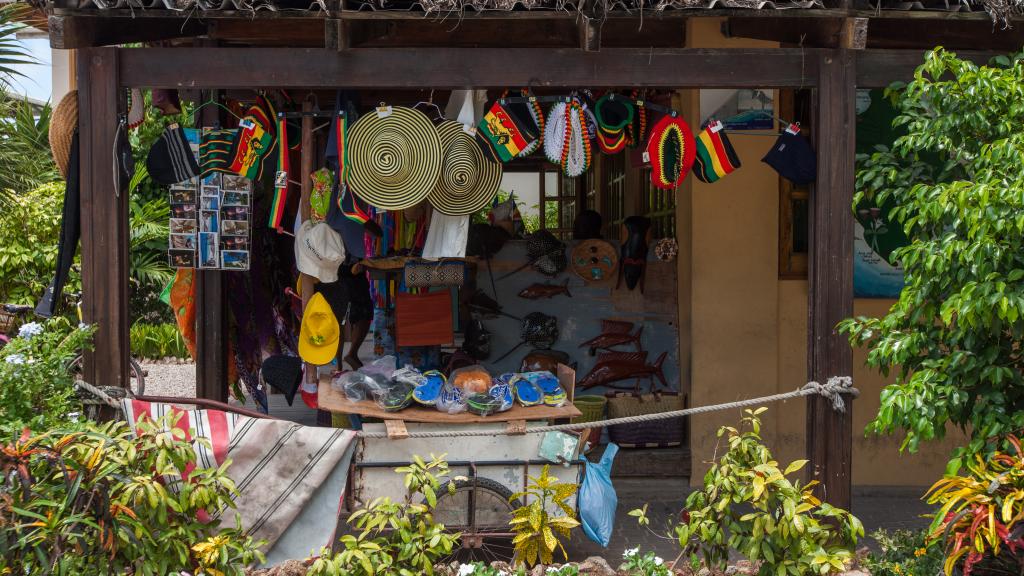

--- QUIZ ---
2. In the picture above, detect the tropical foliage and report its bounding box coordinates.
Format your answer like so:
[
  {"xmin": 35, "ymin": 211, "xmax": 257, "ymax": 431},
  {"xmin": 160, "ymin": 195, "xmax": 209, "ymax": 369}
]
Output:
[
  {"xmin": 925, "ymin": 434, "xmax": 1024, "ymax": 576},
  {"xmin": 839, "ymin": 48, "xmax": 1024, "ymax": 469},
  {"xmin": 861, "ymin": 529, "xmax": 943, "ymax": 576},
  {"xmin": 131, "ymin": 321, "xmax": 191, "ymax": 359},
  {"xmin": 308, "ymin": 454, "xmax": 461, "ymax": 576},
  {"xmin": 620, "ymin": 548, "xmax": 670, "ymax": 576},
  {"xmin": 633, "ymin": 408, "xmax": 862, "ymax": 576},
  {"xmin": 0, "ymin": 182, "xmax": 71, "ymax": 305},
  {"xmin": 509, "ymin": 464, "xmax": 580, "ymax": 567},
  {"xmin": 0, "ymin": 414, "xmax": 264, "ymax": 575},
  {"xmin": 0, "ymin": 318, "xmax": 94, "ymax": 435}
]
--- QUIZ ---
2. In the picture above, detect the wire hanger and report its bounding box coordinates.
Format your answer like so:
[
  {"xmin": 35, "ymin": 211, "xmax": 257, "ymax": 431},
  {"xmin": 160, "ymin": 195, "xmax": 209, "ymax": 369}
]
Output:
[
  {"xmin": 413, "ymin": 90, "xmax": 445, "ymax": 122},
  {"xmin": 189, "ymin": 94, "xmax": 242, "ymax": 127},
  {"xmin": 712, "ymin": 110, "xmax": 802, "ymax": 137}
]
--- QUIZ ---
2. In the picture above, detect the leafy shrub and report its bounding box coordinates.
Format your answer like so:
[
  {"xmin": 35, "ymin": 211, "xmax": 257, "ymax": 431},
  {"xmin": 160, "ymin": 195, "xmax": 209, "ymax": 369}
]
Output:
[
  {"xmin": 0, "ymin": 414, "xmax": 264, "ymax": 575},
  {"xmin": 620, "ymin": 547, "xmax": 670, "ymax": 576},
  {"xmin": 633, "ymin": 408, "xmax": 863, "ymax": 576},
  {"xmin": 0, "ymin": 318, "xmax": 93, "ymax": 434},
  {"xmin": 308, "ymin": 454, "xmax": 460, "ymax": 576},
  {"xmin": 0, "ymin": 182, "xmax": 75, "ymax": 305},
  {"xmin": 839, "ymin": 49, "xmax": 1024, "ymax": 468},
  {"xmin": 862, "ymin": 529, "xmax": 943, "ymax": 576},
  {"xmin": 925, "ymin": 434, "xmax": 1024, "ymax": 575},
  {"xmin": 132, "ymin": 321, "xmax": 191, "ymax": 360},
  {"xmin": 509, "ymin": 464, "xmax": 580, "ymax": 567}
]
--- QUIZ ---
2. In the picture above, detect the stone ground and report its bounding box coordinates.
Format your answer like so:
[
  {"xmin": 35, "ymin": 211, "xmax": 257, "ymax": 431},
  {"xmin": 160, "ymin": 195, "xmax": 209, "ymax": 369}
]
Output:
[{"xmin": 143, "ymin": 362, "xmax": 934, "ymax": 562}]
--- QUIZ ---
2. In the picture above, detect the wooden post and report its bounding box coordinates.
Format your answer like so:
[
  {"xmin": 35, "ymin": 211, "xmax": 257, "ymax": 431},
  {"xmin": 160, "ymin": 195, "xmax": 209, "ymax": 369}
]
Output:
[
  {"xmin": 299, "ymin": 99, "xmax": 317, "ymax": 385},
  {"xmin": 806, "ymin": 49, "xmax": 856, "ymax": 509},
  {"xmin": 78, "ymin": 47, "xmax": 130, "ymax": 389},
  {"xmin": 195, "ymin": 89, "xmax": 228, "ymax": 402}
]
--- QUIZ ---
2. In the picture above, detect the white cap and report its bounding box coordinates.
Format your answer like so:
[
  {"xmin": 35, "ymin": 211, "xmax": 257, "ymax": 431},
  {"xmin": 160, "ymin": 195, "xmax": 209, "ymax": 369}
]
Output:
[{"xmin": 295, "ymin": 220, "xmax": 346, "ymax": 283}]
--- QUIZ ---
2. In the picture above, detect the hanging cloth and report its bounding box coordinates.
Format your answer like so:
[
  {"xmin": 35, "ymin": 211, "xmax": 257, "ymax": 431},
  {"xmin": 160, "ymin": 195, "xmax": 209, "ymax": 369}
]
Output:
[{"xmin": 269, "ymin": 115, "xmax": 290, "ymax": 232}]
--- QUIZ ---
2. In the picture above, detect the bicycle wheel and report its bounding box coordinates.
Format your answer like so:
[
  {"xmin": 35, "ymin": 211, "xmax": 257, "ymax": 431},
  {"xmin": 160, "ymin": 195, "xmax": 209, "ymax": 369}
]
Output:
[{"xmin": 68, "ymin": 354, "xmax": 146, "ymax": 397}]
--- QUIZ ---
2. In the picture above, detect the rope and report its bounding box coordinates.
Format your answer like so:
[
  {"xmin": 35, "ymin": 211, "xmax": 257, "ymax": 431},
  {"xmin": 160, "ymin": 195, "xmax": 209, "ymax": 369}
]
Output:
[
  {"xmin": 71, "ymin": 376, "xmax": 858, "ymax": 440},
  {"xmin": 355, "ymin": 376, "xmax": 859, "ymax": 439}
]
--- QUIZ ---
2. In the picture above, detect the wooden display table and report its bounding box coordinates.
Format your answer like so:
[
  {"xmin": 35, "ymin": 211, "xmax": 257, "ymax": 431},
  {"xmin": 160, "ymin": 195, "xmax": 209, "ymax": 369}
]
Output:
[{"xmin": 319, "ymin": 380, "xmax": 582, "ymax": 424}]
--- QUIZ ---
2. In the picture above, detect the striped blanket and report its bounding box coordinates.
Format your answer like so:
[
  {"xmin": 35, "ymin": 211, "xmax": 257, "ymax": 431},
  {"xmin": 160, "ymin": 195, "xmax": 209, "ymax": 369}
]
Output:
[{"xmin": 121, "ymin": 400, "xmax": 357, "ymax": 563}]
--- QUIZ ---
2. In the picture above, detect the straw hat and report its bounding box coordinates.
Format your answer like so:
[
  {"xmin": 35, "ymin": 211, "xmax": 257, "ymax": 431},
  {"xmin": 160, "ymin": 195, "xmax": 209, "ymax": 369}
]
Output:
[
  {"xmin": 428, "ymin": 120, "xmax": 502, "ymax": 216},
  {"xmin": 50, "ymin": 90, "xmax": 78, "ymax": 179},
  {"xmin": 347, "ymin": 106, "xmax": 442, "ymax": 211}
]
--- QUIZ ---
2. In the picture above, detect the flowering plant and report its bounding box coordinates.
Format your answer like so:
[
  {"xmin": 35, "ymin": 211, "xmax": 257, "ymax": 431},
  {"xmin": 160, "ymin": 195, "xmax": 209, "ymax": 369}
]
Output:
[
  {"xmin": 0, "ymin": 317, "xmax": 95, "ymax": 435},
  {"xmin": 620, "ymin": 548, "xmax": 670, "ymax": 576}
]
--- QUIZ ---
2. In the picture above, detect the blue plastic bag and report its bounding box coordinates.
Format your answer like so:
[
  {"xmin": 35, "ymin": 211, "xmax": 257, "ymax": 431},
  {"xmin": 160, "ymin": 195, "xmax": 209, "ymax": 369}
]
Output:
[{"xmin": 579, "ymin": 443, "xmax": 619, "ymax": 547}]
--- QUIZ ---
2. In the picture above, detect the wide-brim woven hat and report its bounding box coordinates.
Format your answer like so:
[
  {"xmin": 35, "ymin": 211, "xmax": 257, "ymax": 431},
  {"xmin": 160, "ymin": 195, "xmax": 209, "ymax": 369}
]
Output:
[
  {"xmin": 347, "ymin": 106, "xmax": 443, "ymax": 210},
  {"xmin": 50, "ymin": 90, "xmax": 78, "ymax": 179},
  {"xmin": 428, "ymin": 120, "xmax": 503, "ymax": 216}
]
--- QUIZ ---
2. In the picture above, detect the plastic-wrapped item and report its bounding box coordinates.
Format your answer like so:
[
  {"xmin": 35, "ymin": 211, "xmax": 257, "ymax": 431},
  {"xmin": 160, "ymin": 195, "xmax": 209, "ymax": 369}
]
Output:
[
  {"xmin": 376, "ymin": 380, "xmax": 415, "ymax": 412},
  {"xmin": 437, "ymin": 382, "xmax": 467, "ymax": 414},
  {"xmin": 450, "ymin": 365, "xmax": 492, "ymax": 395},
  {"xmin": 512, "ymin": 375, "xmax": 543, "ymax": 407},
  {"xmin": 332, "ymin": 371, "xmax": 388, "ymax": 403},
  {"xmin": 467, "ymin": 393, "xmax": 503, "ymax": 416},
  {"xmin": 393, "ymin": 366, "xmax": 427, "ymax": 387},
  {"xmin": 361, "ymin": 355, "xmax": 398, "ymax": 380},
  {"xmin": 489, "ymin": 374, "xmax": 515, "ymax": 412},
  {"xmin": 521, "ymin": 370, "xmax": 567, "ymax": 406},
  {"xmin": 412, "ymin": 370, "xmax": 445, "ymax": 406}
]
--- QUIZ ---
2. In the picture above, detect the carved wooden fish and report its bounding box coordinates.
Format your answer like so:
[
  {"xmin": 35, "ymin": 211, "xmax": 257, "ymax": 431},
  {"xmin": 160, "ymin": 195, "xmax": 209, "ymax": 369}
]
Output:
[
  {"xmin": 577, "ymin": 351, "xmax": 668, "ymax": 391},
  {"xmin": 580, "ymin": 320, "xmax": 644, "ymax": 356},
  {"xmin": 517, "ymin": 280, "xmax": 572, "ymax": 300}
]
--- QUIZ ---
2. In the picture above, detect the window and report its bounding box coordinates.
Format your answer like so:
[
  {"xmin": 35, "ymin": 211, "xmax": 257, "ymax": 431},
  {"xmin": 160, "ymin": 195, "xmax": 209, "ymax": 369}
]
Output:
[{"xmin": 778, "ymin": 89, "xmax": 812, "ymax": 279}]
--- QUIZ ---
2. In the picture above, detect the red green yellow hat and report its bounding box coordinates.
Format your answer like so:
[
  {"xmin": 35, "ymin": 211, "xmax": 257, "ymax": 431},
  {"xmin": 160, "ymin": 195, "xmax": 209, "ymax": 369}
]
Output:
[
  {"xmin": 694, "ymin": 121, "xmax": 741, "ymax": 184},
  {"xmin": 645, "ymin": 114, "xmax": 696, "ymax": 190}
]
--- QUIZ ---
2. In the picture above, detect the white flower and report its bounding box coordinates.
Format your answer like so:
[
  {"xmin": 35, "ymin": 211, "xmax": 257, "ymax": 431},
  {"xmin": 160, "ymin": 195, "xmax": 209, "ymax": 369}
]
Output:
[
  {"xmin": 457, "ymin": 564, "xmax": 475, "ymax": 576},
  {"xmin": 18, "ymin": 322, "xmax": 42, "ymax": 339},
  {"xmin": 5, "ymin": 354, "xmax": 26, "ymax": 365},
  {"xmin": 78, "ymin": 322, "xmax": 90, "ymax": 331},
  {"xmin": 546, "ymin": 568, "xmax": 561, "ymax": 574},
  {"xmin": 653, "ymin": 557, "xmax": 664, "ymax": 566},
  {"xmin": 623, "ymin": 547, "xmax": 639, "ymax": 558}
]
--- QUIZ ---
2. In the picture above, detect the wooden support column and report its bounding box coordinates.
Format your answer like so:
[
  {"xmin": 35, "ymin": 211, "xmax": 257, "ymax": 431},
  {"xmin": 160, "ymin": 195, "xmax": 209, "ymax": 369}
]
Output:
[
  {"xmin": 195, "ymin": 89, "xmax": 228, "ymax": 402},
  {"xmin": 806, "ymin": 48, "xmax": 856, "ymax": 509},
  {"xmin": 299, "ymin": 99, "xmax": 317, "ymax": 386},
  {"xmin": 78, "ymin": 47, "xmax": 130, "ymax": 389}
]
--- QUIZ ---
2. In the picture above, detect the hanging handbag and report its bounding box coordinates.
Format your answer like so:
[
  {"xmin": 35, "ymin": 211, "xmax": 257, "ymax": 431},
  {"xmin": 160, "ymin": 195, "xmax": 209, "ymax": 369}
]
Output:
[
  {"xmin": 403, "ymin": 259, "xmax": 466, "ymax": 288},
  {"xmin": 395, "ymin": 290, "xmax": 454, "ymax": 347}
]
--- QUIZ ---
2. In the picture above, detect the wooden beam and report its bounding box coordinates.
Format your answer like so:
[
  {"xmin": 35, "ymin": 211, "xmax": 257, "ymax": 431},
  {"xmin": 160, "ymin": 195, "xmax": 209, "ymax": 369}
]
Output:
[
  {"xmin": 840, "ymin": 17, "xmax": 868, "ymax": 50},
  {"xmin": 806, "ymin": 49, "xmax": 856, "ymax": 510},
  {"xmin": 48, "ymin": 14, "xmax": 205, "ymax": 49},
  {"xmin": 119, "ymin": 47, "xmax": 821, "ymax": 88},
  {"xmin": 724, "ymin": 16, "xmax": 845, "ymax": 47},
  {"xmin": 298, "ymin": 99, "xmax": 317, "ymax": 390},
  {"xmin": 78, "ymin": 47, "xmax": 130, "ymax": 390},
  {"xmin": 194, "ymin": 88, "xmax": 229, "ymax": 403},
  {"xmin": 579, "ymin": 16, "xmax": 601, "ymax": 52}
]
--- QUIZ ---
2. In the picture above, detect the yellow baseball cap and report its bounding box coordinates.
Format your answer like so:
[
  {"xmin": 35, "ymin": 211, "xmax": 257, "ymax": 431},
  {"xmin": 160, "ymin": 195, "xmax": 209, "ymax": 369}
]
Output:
[{"xmin": 298, "ymin": 292, "xmax": 340, "ymax": 366}]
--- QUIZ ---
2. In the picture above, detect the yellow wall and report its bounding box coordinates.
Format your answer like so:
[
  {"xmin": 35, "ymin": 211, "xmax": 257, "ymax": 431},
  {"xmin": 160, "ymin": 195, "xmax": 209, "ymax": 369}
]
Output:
[{"xmin": 682, "ymin": 18, "xmax": 964, "ymax": 487}]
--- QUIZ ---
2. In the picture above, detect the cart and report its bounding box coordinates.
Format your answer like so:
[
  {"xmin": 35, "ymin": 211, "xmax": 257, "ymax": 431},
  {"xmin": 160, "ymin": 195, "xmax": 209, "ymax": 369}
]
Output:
[{"xmin": 318, "ymin": 371, "xmax": 587, "ymax": 561}]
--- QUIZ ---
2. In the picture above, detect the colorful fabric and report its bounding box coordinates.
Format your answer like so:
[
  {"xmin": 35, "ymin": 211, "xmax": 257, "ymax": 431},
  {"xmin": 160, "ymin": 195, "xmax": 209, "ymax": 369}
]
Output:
[
  {"xmin": 646, "ymin": 115, "xmax": 697, "ymax": 190},
  {"xmin": 169, "ymin": 269, "xmax": 196, "ymax": 359},
  {"xmin": 694, "ymin": 123, "xmax": 742, "ymax": 183},
  {"xmin": 200, "ymin": 128, "xmax": 237, "ymax": 176},
  {"xmin": 121, "ymin": 399, "xmax": 357, "ymax": 560},
  {"xmin": 229, "ymin": 115, "xmax": 273, "ymax": 180},
  {"xmin": 477, "ymin": 101, "xmax": 535, "ymax": 163},
  {"xmin": 594, "ymin": 93, "xmax": 634, "ymax": 155},
  {"xmin": 310, "ymin": 168, "xmax": 333, "ymax": 223},
  {"xmin": 626, "ymin": 91, "xmax": 648, "ymax": 149},
  {"xmin": 269, "ymin": 116, "xmax": 290, "ymax": 232}
]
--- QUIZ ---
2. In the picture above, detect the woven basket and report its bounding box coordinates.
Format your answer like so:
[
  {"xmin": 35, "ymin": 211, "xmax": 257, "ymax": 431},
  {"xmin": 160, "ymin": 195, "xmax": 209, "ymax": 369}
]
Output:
[
  {"xmin": 607, "ymin": 392, "xmax": 686, "ymax": 449},
  {"xmin": 331, "ymin": 413, "xmax": 351, "ymax": 429},
  {"xmin": 49, "ymin": 90, "xmax": 78, "ymax": 180},
  {"xmin": 574, "ymin": 395, "xmax": 608, "ymax": 448},
  {"xmin": 0, "ymin": 308, "xmax": 20, "ymax": 335}
]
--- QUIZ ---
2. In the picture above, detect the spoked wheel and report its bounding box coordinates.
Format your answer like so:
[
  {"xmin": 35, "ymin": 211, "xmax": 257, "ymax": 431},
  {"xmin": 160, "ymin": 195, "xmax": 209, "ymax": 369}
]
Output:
[
  {"xmin": 68, "ymin": 354, "xmax": 146, "ymax": 417},
  {"xmin": 434, "ymin": 477, "xmax": 521, "ymax": 564}
]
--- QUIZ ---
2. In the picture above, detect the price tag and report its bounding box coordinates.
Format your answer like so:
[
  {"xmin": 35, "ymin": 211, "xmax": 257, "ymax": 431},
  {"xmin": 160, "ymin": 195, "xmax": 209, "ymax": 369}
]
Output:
[
  {"xmin": 642, "ymin": 151, "xmax": 651, "ymax": 163},
  {"xmin": 786, "ymin": 123, "xmax": 801, "ymax": 135},
  {"xmin": 275, "ymin": 171, "xmax": 288, "ymax": 188},
  {"xmin": 376, "ymin": 105, "xmax": 393, "ymax": 118},
  {"xmin": 709, "ymin": 120, "xmax": 724, "ymax": 133},
  {"xmin": 462, "ymin": 124, "xmax": 477, "ymax": 136}
]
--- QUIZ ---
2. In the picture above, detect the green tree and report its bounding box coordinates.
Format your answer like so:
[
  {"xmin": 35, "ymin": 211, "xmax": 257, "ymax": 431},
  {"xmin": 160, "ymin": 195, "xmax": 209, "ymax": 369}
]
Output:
[{"xmin": 840, "ymin": 48, "xmax": 1024, "ymax": 472}]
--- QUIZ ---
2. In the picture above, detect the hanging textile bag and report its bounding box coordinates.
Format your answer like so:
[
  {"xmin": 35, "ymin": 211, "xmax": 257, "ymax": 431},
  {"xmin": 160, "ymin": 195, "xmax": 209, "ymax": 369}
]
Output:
[
  {"xmin": 395, "ymin": 290, "xmax": 454, "ymax": 347},
  {"xmin": 403, "ymin": 259, "xmax": 466, "ymax": 288}
]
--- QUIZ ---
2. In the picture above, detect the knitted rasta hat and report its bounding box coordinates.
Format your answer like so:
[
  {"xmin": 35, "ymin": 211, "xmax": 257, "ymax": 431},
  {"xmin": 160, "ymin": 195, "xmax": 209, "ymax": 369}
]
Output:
[
  {"xmin": 645, "ymin": 114, "xmax": 696, "ymax": 190},
  {"xmin": 147, "ymin": 124, "xmax": 200, "ymax": 185},
  {"xmin": 594, "ymin": 93, "xmax": 635, "ymax": 155},
  {"xmin": 228, "ymin": 109, "xmax": 274, "ymax": 180},
  {"xmin": 501, "ymin": 89, "xmax": 546, "ymax": 158},
  {"xmin": 476, "ymin": 100, "xmax": 538, "ymax": 163},
  {"xmin": 544, "ymin": 99, "xmax": 593, "ymax": 178},
  {"xmin": 199, "ymin": 128, "xmax": 237, "ymax": 176},
  {"xmin": 693, "ymin": 121, "xmax": 742, "ymax": 184}
]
